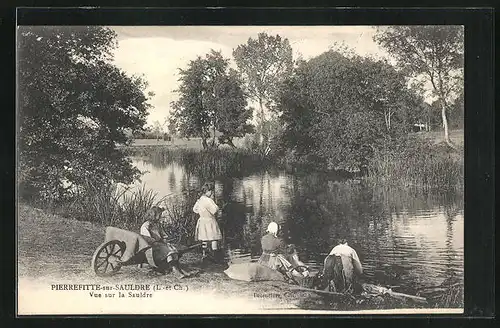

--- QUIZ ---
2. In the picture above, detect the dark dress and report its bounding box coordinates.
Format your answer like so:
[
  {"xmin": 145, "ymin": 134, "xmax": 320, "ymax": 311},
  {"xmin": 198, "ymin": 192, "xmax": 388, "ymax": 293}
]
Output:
[
  {"xmin": 140, "ymin": 221, "xmax": 179, "ymax": 267},
  {"xmin": 322, "ymin": 245, "xmax": 363, "ymax": 293},
  {"xmin": 257, "ymin": 234, "xmax": 290, "ymax": 270}
]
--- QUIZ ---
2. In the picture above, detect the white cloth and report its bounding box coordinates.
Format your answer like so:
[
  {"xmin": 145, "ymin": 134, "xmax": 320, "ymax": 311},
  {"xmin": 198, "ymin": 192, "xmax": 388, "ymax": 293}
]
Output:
[
  {"xmin": 329, "ymin": 243, "xmax": 363, "ymax": 275},
  {"xmin": 140, "ymin": 221, "xmax": 151, "ymax": 237},
  {"xmin": 266, "ymin": 222, "xmax": 278, "ymax": 237}
]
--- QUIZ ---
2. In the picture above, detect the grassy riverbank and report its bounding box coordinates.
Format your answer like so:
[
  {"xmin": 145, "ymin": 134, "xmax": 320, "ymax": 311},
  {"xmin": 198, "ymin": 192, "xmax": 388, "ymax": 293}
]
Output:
[
  {"xmin": 17, "ymin": 203, "xmax": 313, "ymax": 313},
  {"xmin": 18, "ymin": 203, "xmax": 457, "ymax": 314}
]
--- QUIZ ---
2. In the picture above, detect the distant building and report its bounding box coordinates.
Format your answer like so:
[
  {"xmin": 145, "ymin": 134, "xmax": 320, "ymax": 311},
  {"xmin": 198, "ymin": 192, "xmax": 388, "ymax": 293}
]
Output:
[{"xmin": 413, "ymin": 123, "xmax": 429, "ymax": 132}]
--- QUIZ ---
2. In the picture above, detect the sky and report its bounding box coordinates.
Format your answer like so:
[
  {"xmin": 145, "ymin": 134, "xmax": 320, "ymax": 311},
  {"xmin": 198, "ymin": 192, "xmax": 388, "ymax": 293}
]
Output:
[{"xmin": 109, "ymin": 26, "xmax": 391, "ymax": 126}]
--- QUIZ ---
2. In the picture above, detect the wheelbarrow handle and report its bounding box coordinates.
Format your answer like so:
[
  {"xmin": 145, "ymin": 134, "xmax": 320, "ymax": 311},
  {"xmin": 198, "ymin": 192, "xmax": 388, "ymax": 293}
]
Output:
[
  {"xmin": 162, "ymin": 236, "xmax": 178, "ymax": 243},
  {"xmin": 178, "ymin": 243, "xmax": 203, "ymax": 254}
]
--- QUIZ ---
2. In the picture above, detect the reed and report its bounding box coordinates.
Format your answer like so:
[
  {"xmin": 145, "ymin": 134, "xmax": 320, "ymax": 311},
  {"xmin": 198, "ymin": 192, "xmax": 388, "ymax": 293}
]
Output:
[
  {"xmin": 61, "ymin": 181, "xmax": 126, "ymax": 226},
  {"xmin": 50, "ymin": 181, "xmax": 165, "ymax": 231},
  {"xmin": 49, "ymin": 178, "xmax": 203, "ymax": 244},
  {"xmin": 119, "ymin": 185, "xmax": 165, "ymax": 230},
  {"xmin": 136, "ymin": 147, "xmax": 273, "ymax": 180},
  {"xmin": 366, "ymin": 138, "xmax": 464, "ymax": 190},
  {"xmin": 160, "ymin": 192, "xmax": 199, "ymax": 245},
  {"xmin": 434, "ymin": 283, "xmax": 464, "ymax": 308}
]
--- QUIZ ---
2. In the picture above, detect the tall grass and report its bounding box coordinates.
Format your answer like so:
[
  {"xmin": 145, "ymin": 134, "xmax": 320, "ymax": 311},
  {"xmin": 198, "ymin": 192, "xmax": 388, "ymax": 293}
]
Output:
[
  {"xmin": 367, "ymin": 138, "xmax": 464, "ymax": 190},
  {"xmin": 132, "ymin": 147, "xmax": 273, "ymax": 181},
  {"xmin": 46, "ymin": 179, "xmax": 202, "ymax": 244},
  {"xmin": 53, "ymin": 181, "xmax": 164, "ymax": 231},
  {"xmin": 160, "ymin": 193, "xmax": 199, "ymax": 245}
]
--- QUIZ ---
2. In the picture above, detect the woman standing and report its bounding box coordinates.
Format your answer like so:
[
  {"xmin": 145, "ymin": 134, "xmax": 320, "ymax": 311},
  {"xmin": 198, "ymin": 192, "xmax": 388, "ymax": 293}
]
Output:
[{"xmin": 193, "ymin": 182, "xmax": 223, "ymax": 262}]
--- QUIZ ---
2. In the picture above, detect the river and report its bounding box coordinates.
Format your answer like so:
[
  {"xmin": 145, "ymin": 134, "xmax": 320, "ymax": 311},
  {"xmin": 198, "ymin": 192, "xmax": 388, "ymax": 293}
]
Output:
[{"xmin": 129, "ymin": 155, "xmax": 463, "ymax": 297}]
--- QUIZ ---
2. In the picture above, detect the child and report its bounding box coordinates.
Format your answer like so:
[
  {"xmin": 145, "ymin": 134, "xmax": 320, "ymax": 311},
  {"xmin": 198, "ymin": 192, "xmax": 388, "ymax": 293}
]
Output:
[{"xmin": 193, "ymin": 182, "xmax": 223, "ymax": 263}]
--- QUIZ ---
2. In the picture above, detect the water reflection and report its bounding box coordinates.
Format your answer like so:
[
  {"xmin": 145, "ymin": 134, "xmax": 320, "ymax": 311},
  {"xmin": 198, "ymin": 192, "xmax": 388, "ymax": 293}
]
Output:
[{"xmin": 129, "ymin": 157, "xmax": 463, "ymax": 295}]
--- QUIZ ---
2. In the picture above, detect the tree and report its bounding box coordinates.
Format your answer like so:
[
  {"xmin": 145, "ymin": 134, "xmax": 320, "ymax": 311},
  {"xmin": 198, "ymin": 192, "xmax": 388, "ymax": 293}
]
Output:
[
  {"xmin": 233, "ymin": 33, "xmax": 293, "ymax": 146},
  {"xmin": 171, "ymin": 56, "xmax": 210, "ymax": 148},
  {"xmin": 214, "ymin": 69, "xmax": 254, "ymax": 148},
  {"xmin": 353, "ymin": 56, "xmax": 418, "ymax": 133},
  {"xmin": 374, "ymin": 26, "xmax": 464, "ymax": 148},
  {"xmin": 276, "ymin": 50, "xmax": 423, "ymax": 171},
  {"xmin": 151, "ymin": 120, "xmax": 163, "ymax": 140},
  {"xmin": 17, "ymin": 26, "xmax": 151, "ymax": 201},
  {"xmin": 167, "ymin": 115, "xmax": 177, "ymax": 136},
  {"xmin": 171, "ymin": 50, "xmax": 253, "ymax": 149}
]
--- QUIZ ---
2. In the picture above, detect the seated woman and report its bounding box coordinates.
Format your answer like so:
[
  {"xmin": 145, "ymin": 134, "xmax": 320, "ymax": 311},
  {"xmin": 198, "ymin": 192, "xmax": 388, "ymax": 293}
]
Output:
[
  {"xmin": 223, "ymin": 224, "xmax": 308, "ymax": 283},
  {"xmin": 257, "ymin": 222, "xmax": 304, "ymax": 284},
  {"xmin": 140, "ymin": 206, "xmax": 193, "ymax": 279}
]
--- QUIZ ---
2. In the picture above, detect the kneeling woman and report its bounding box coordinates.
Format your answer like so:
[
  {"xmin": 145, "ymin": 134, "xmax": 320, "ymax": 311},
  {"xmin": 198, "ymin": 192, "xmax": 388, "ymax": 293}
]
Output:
[
  {"xmin": 140, "ymin": 206, "xmax": 193, "ymax": 278},
  {"xmin": 322, "ymin": 238, "xmax": 363, "ymax": 293}
]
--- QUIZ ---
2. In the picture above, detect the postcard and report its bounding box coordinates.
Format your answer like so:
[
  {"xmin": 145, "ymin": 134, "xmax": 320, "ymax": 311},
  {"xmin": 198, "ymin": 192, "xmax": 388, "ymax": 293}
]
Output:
[{"xmin": 17, "ymin": 23, "xmax": 464, "ymax": 315}]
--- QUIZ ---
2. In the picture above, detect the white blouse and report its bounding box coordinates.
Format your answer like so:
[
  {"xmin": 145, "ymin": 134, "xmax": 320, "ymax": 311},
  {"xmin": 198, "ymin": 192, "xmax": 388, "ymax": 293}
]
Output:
[
  {"xmin": 140, "ymin": 221, "xmax": 152, "ymax": 237},
  {"xmin": 329, "ymin": 243, "xmax": 363, "ymax": 274},
  {"xmin": 193, "ymin": 195, "xmax": 219, "ymax": 219}
]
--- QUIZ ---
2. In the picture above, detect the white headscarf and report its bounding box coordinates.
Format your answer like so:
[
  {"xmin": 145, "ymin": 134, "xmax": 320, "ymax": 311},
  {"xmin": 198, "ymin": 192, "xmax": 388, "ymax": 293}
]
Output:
[{"xmin": 266, "ymin": 222, "xmax": 279, "ymax": 237}]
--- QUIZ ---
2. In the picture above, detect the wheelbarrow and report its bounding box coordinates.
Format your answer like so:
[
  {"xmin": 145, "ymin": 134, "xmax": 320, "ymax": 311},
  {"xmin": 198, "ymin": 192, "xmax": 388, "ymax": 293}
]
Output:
[{"xmin": 91, "ymin": 226, "xmax": 201, "ymax": 277}]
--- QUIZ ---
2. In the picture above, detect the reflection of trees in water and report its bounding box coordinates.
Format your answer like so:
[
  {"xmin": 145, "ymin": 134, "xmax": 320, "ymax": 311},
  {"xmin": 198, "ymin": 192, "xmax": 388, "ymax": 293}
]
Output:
[
  {"xmin": 283, "ymin": 173, "xmax": 343, "ymax": 259},
  {"xmin": 139, "ymin": 154, "xmax": 464, "ymax": 289},
  {"xmin": 168, "ymin": 171, "xmax": 177, "ymax": 191},
  {"xmin": 219, "ymin": 177, "xmax": 251, "ymax": 250},
  {"xmin": 230, "ymin": 179, "xmax": 261, "ymax": 254},
  {"xmin": 443, "ymin": 197, "xmax": 462, "ymax": 285},
  {"xmin": 281, "ymin": 177, "xmax": 464, "ymax": 288},
  {"xmin": 374, "ymin": 186, "xmax": 464, "ymax": 217},
  {"xmin": 267, "ymin": 173, "xmax": 273, "ymax": 217},
  {"xmin": 258, "ymin": 173, "xmax": 265, "ymax": 218}
]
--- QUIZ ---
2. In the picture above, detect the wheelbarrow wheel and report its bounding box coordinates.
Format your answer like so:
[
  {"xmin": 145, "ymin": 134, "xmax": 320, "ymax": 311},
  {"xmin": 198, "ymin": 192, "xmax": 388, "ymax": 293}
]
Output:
[{"xmin": 91, "ymin": 240, "xmax": 125, "ymax": 277}]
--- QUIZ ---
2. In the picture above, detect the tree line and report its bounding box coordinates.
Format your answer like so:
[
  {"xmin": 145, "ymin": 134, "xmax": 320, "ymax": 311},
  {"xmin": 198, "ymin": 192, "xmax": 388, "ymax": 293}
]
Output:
[
  {"xmin": 170, "ymin": 26, "xmax": 463, "ymax": 169},
  {"xmin": 17, "ymin": 26, "xmax": 463, "ymax": 202}
]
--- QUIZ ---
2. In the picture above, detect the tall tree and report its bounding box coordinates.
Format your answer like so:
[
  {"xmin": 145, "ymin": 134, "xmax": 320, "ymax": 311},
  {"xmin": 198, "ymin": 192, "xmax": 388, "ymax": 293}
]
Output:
[
  {"xmin": 151, "ymin": 120, "xmax": 163, "ymax": 140},
  {"xmin": 374, "ymin": 26, "xmax": 464, "ymax": 148},
  {"xmin": 17, "ymin": 26, "xmax": 152, "ymax": 201},
  {"xmin": 233, "ymin": 33, "xmax": 293, "ymax": 145},
  {"xmin": 171, "ymin": 50, "xmax": 253, "ymax": 149},
  {"xmin": 171, "ymin": 56, "xmax": 210, "ymax": 148},
  {"xmin": 277, "ymin": 50, "xmax": 423, "ymax": 171},
  {"xmin": 215, "ymin": 69, "xmax": 254, "ymax": 148}
]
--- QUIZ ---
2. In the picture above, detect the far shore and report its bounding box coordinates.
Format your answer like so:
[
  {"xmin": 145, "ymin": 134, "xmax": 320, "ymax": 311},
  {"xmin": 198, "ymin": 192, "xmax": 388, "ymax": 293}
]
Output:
[{"xmin": 124, "ymin": 129, "xmax": 463, "ymax": 150}]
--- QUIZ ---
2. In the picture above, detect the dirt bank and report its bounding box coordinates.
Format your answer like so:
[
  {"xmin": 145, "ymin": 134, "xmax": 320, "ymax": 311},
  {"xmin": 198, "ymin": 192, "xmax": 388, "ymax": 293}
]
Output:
[{"xmin": 17, "ymin": 204, "xmax": 328, "ymax": 314}]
